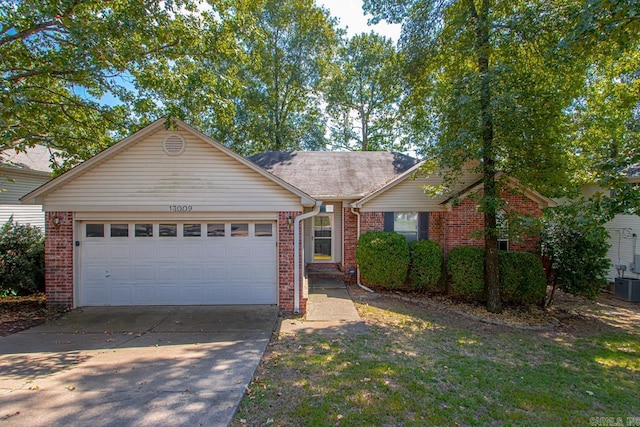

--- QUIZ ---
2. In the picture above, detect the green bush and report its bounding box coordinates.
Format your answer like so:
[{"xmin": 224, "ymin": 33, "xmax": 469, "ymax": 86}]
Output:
[
  {"xmin": 409, "ymin": 240, "xmax": 443, "ymax": 292},
  {"xmin": 447, "ymin": 246, "xmax": 546, "ymax": 305},
  {"xmin": 498, "ymin": 251, "xmax": 546, "ymax": 305},
  {"xmin": 447, "ymin": 246, "xmax": 485, "ymax": 300},
  {"xmin": 356, "ymin": 231, "xmax": 409, "ymax": 289},
  {"xmin": 541, "ymin": 204, "xmax": 610, "ymax": 302},
  {"xmin": 0, "ymin": 218, "xmax": 45, "ymax": 296}
]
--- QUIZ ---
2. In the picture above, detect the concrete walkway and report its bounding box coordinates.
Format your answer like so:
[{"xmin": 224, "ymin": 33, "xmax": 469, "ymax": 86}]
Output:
[{"xmin": 277, "ymin": 278, "xmax": 367, "ymax": 335}]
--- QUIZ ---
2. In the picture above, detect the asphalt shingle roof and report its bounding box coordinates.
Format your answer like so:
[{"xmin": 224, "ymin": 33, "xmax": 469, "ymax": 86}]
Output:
[
  {"xmin": 249, "ymin": 151, "xmax": 419, "ymax": 199},
  {"xmin": 0, "ymin": 145, "xmax": 57, "ymax": 173}
]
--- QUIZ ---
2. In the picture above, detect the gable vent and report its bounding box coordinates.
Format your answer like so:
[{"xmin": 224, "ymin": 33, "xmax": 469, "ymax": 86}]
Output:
[{"xmin": 163, "ymin": 134, "xmax": 186, "ymax": 156}]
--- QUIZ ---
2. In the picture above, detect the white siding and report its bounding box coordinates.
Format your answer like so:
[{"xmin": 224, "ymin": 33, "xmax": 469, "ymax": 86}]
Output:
[
  {"xmin": 0, "ymin": 169, "xmax": 49, "ymax": 204},
  {"xmin": 0, "ymin": 205, "xmax": 45, "ymax": 229},
  {"xmin": 360, "ymin": 170, "xmax": 482, "ymax": 212},
  {"xmin": 43, "ymin": 129, "xmax": 303, "ymax": 212},
  {"xmin": 606, "ymin": 214, "xmax": 640, "ymax": 280}
]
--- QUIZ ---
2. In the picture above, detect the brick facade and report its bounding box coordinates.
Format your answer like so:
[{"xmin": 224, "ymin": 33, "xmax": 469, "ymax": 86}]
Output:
[
  {"xmin": 342, "ymin": 209, "xmax": 385, "ymax": 279},
  {"xmin": 342, "ymin": 192, "xmax": 542, "ymax": 279},
  {"xmin": 44, "ymin": 211, "xmax": 74, "ymax": 307},
  {"xmin": 278, "ymin": 211, "xmax": 304, "ymax": 314}
]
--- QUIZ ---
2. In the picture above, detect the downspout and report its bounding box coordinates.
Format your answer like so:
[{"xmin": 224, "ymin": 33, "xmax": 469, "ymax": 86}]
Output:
[
  {"xmin": 350, "ymin": 207, "xmax": 374, "ymax": 293},
  {"xmin": 294, "ymin": 201, "xmax": 322, "ymax": 313}
]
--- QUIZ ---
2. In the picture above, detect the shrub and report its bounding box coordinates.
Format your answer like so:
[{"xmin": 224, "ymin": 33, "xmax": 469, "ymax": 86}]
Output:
[
  {"xmin": 356, "ymin": 231, "xmax": 410, "ymax": 289},
  {"xmin": 409, "ymin": 240, "xmax": 443, "ymax": 292},
  {"xmin": 447, "ymin": 246, "xmax": 546, "ymax": 305},
  {"xmin": 541, "ymin": 204, "xmax": 610, "ymax": 304},
  {"xmin": 447, "ymin": 246, "xmax": 485, "ymax": 300},
  {"xmin": 498, "ymin": 251, "xmax": 546, "ymax": 305},
  {"xmin": 0, "ymin": 218, "xmax": 45, "ymax": 296}
]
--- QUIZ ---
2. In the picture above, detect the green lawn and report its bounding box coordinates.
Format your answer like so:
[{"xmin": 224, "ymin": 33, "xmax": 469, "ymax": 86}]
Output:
[{"xmin": 233, "ymin": 295, "xmax": 640, "ymax": 426}]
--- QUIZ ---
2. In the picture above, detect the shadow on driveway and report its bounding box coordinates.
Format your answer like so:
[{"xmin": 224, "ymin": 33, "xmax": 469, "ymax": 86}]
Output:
[{"xmin": 0, "ymin": 305, "xmax": 278, "ymax": 427}]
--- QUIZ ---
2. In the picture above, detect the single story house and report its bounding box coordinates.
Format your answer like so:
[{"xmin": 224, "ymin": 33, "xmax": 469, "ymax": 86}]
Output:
[
  {"xmin": 21, "ymin": 118, "xmax": 556, "ymax": 314},
  {"xmin": 1, "ymin": 145, "xmax": 56, "ymax": 229}
]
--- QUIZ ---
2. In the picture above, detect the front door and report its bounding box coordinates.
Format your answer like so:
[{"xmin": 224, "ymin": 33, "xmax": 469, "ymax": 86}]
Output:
[{"xmin": 313, "ymin": 214, "xmax": 333, "ymax": 261}]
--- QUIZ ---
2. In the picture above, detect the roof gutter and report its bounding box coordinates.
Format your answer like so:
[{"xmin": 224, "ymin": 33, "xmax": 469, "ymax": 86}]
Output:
[
  {"xmin": 350, "ymin": 207, "xmax": 374, "ymax": 293},
  {"xmin": 293, "ymin": 201, "xmax": 323, "ymax": 313}
]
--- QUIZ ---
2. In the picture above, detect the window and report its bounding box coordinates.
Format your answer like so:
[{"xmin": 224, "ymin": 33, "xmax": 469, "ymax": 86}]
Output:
[
  {"xmin": 384, "ymin": 212, "xmax": 429, "ymax": 241},
  {"xmin": 159, "ymin": 224, "xmax": 177, "ymax": 237},
  {"xmin": 497, "ymin": 210, "xmax": 509, "ymax": 251},
  {"xmin": 183, "ymin": 223, "xmax": 201, "ymax": 237},
  {"xmin": 255, "ymin": 223, "xmax": 273, "ymax": 237},
  {"xmin": 110, "ymin": 224, "xmax": 129, "ymax": 237},
  {"xmin": 86, "ymin": 223, "xmax": 104, "ymax": 238},
  {"xmin": 393, "ymin": 212, "xmax": 418, "ymax": 242},
  {"xmin": 207, "ymin": 223, "xmax": 225, "ymax": 237},
  {"xmin": 135, "ymin": 223, "xmax": 153, "ymax": 237},
  {"xmin": 231, "ymin": 223, "xmax": 249, "ymax": 237}
]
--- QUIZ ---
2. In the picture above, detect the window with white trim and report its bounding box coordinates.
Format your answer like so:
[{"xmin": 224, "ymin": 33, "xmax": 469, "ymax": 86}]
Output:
[{"xmin": 497, "ymin": 210, "xmax": 509, "ymax": 251}]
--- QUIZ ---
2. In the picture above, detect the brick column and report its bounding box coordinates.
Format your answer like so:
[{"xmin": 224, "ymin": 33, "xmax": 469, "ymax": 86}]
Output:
[
  {"xmin": 45, "ymin": 211, "xmax": 74, "ymax": 307},
  {"xmin": 278, "ymin": 211, "xmax": 303, "ymax": 314}
]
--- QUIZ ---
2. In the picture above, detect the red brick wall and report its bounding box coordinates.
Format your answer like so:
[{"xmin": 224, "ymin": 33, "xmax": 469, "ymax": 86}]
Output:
[
  {"xmin": 342, "ymin": 209, "xmax": 385, "ymax": 279},
  {"xmin": 439, "ymin": 191, "xmax": 542, "ymax": 255},
  {"xmin": 279, "ymin": 211, "xmax": 304, "ymax": 314},
  {"xmin": 343, "ymin": 193, "xmax": 542, "ymax": 275},
  {"xmin": 45, "ymin": 212, "xmax": 74, "ymax": 307}
]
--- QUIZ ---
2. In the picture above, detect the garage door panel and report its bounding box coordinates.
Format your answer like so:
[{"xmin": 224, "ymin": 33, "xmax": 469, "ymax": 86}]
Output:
[
  {"xmin": 133, "ymin": 266, "xmax": 155, "ymax": 281},
  {"xmin": 155, "ymin": 245, "xmax": 179, "ymax": 259},
  {"xmin": 80, "ymin": 221, "xmax": 277, "ymax": 306},
  {"xmin": 85, "ymin": 244, "xmax": 107, "ymax": 259},
  {"xmin": 183, "ymin": 265, "xmax": 204, "ymax": 281},
  {"xmin": 108, "ymin": 287, "xmax": 133, "ymax": 305},
  {"xmin": 108, "ymin": 244, "xmax": 130, "ymax": 259}
]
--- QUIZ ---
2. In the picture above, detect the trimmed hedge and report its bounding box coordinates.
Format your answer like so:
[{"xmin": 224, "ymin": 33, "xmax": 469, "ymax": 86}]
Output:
[
  {"xmin": 409, "ymin": 240, "xmax": 443, "ymax": 292},
  {"xmin": 447, "ymin": 246, "xmax": 546, "ymax": 305},
  {"xmin": 356, "ymin": 231, "xmax": 409, "ymax": 289},
  {"xmin": 498, "ymin": 251, "xmax": 546, "ymax": 305},
  {"xmin": 447, "ymin": 246, "xmax": 485, "ymax": 300}
]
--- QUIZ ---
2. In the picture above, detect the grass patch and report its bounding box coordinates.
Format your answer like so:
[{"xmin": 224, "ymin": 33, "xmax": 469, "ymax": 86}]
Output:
[{"xmin": 233, "ymin": 297, "xmax": 640, "ymax": 426}]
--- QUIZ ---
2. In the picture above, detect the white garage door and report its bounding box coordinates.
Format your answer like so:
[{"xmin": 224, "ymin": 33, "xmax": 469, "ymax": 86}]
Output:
[{"xmin": 79, "ymin": 221, "xmax": 277, "ymax": 306}]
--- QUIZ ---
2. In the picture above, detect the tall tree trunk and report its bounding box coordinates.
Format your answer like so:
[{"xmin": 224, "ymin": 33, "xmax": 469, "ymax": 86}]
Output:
[
  {"xmin": 361, "ymin": 113, "xmax": 368, "ymax": 151},
  {"xmin": 470, "ymin": 0, "xmax": 501, "ymax": 313}
]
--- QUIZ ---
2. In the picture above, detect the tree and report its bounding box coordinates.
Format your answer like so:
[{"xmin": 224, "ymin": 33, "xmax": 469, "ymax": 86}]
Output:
[
  {"xmin": 364, "ymin": 0, "xmax": 586, "ymax": 312},
  {"xmin": 0, "ymin": 0, "xmax": 220, "ymax": 170},
  {"xmin": 564, "ymin": 0, "xmax": 640, "ymax": 218},
  {"xmin": 326, "ymin": 32, "xmax": 405, "ymax": 151},
  {"xmin": 211, "ymin": 0, "xmax": 339, "ymax": 155}
]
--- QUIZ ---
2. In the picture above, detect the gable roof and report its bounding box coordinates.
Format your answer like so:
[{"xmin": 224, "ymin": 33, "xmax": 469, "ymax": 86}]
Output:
[
  {"xmin": 249, "ymin": 151, "xmax": 419, "ymax": 199},
  {"xmin": 351, "ymin": 163, "xmax": 557, "ymax": 209},
  {"xmin": 0, "ymin": 145, "xmax": 58, "ymax": 175},
  {"xmin": 21, "ymin": 118, "xmax": 317, "ymax": 207}
]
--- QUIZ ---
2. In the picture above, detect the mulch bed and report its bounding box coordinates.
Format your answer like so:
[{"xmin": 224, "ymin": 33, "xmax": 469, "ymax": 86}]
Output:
[
  {"xmin": 348, "ymin": 284, "xmax": 640, "ymax": 334},
  {"xmin": 0, "ymin": 294, "xmax": 68, "ymax": 337}
]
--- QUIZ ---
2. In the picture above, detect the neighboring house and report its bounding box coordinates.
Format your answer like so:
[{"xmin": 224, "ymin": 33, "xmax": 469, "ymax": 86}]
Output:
[
  {"xmin": 1, "ymin": 145, "xmax": 56, "ymax": 229},
  {"xmin": 21, "ymin": 119, "xmax": 556, "ymax": 313},
  {"xmin": 582, "ymin": 164, "xmax": 640, "ymax": 281}
]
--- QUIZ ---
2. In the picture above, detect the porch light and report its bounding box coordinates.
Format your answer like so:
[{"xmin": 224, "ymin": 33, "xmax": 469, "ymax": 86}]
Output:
[
  {"xmin": 287, "ymin": 215, "xmax": 293, "ymax": 228},
  {"xmin": 52, "ymin": 215, "xmax": 61, "ymax": 228}
]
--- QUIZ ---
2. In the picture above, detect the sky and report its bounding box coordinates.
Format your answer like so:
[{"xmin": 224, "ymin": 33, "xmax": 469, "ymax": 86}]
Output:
[{"xmin": 318, "ymin": 0, "xmax": 402, "ymax": 42}]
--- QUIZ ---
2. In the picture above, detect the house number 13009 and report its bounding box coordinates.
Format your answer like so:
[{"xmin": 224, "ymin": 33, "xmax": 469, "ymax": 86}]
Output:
[{"xmin": 169, "ymin": 205, "xmax": 193, "ymax": 212}]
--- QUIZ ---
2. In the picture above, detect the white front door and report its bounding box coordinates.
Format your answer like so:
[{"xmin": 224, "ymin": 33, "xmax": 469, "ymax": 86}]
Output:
[
  {"xmin": 313, "ymin": 214, "xmax": 333, "ymax": 262},
  {"xmin": 79, "ymin": 221, "xmax": 277, "ymax": 306}
]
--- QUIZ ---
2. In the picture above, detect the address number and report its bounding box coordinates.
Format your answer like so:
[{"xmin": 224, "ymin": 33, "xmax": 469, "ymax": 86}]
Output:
[{"xmin": 169, "ymin": 205, "xmax": 193, "ymax": 212}]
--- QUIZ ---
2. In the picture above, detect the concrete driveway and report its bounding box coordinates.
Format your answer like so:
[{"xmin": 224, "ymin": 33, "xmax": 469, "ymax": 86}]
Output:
[{"xmin": 0, "ymin": 305, "xmax": 278, "ymax": 426}]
